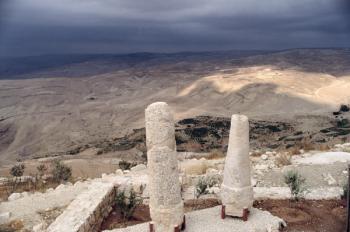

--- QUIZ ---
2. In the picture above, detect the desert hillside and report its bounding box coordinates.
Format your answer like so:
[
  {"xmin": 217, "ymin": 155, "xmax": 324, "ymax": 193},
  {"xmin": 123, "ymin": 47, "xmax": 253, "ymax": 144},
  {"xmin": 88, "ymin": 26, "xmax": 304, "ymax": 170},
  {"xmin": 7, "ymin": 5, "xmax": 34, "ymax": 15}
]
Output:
[{"xmin": 0, "ymin": 49, "xmax": 350, "ymax": 164}]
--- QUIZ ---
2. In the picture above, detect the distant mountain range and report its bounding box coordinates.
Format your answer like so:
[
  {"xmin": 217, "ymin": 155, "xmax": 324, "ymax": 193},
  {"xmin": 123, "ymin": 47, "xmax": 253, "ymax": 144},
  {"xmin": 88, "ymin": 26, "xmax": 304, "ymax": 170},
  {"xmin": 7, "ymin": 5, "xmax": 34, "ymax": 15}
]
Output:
[{"xmin": 0, "ymin": 50, "xmax": 269, "ymax": 78}]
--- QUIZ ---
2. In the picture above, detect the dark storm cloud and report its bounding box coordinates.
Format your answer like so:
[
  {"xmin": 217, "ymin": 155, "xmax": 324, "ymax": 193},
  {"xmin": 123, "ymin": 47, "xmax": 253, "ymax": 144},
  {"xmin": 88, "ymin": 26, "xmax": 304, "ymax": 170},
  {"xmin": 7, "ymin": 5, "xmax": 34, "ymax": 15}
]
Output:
[
  {"xmin": 0, "ymin": 0, "xmax": 10, "ymax": 32},
  {"xmin": 0, "ymin": 0, "xmax": 350, "ymax": 57}
]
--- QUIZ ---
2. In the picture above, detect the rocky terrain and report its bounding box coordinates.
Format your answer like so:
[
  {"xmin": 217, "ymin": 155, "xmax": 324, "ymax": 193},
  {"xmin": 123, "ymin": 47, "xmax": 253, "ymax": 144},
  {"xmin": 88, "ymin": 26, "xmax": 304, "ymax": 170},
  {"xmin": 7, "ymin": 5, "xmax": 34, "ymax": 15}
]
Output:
[
  {"xmin": 0, "ymin": 48, "xmax": 350, "ymax": 167},
  {"xmin": 1, "ymin": 146, "xmax": 348, "ymax": 231},
  {"xmin": 91, "ymin": 111, "xmax": 350, "ymax": 157}
]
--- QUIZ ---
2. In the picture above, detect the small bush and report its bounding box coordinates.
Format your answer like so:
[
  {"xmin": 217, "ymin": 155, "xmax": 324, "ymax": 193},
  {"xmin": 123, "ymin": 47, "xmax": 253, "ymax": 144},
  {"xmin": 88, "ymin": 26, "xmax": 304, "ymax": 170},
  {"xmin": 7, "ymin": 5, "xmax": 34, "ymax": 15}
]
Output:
[
  {"xmin": 284, "ymin": 170, "xmax": 306, "ymax": 201},
  {"xmin": 337, "ymin": 118, "xmax": 349, "ymax": 128},
  {"xmin": 7, "ymin": 164, "xmax": 26, "ymax": 194},
  {"xmin": 195, "ymin": 178, "xmax": 209, "ymax": 198},
  {"xmin": 340, "ymin": 104, "xmax": 350, "ymax": 112},
  {"xmin": 51, "ymin": 160, "xmax": 72, "ymax": 183},
  {"xmin": 118, "ymin": 160, "xmax": 137, "ymax": 171},
  {"xmin": 115, "ymin": 189, "xmax": 143, "ymax": 220},
  {"xmin": 342, "ymin": 184, "xmax": 348, "ymax": 200},
  {"xmin": 10, "ymin": 164, "xmax": 25, "ymax": 177},
  {"xmin": 195, "ymin": 176, "xmax": 218, "ymax": 199},
  {"xmin": 36, "ymin": 164, "xmax": 48, "ymax": 178}
]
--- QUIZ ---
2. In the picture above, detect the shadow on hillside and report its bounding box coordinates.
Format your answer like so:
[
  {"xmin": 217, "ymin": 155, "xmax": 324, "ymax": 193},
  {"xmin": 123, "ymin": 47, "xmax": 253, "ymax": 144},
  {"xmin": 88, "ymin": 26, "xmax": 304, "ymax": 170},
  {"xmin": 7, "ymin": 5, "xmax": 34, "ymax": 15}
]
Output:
[
  {"xmin": 173, "ymin": 81, "xmax": 335, "ymax": 117},
  {"xmin": 231, "ymin": 48, "xmax": 350, "ymax": 77}
]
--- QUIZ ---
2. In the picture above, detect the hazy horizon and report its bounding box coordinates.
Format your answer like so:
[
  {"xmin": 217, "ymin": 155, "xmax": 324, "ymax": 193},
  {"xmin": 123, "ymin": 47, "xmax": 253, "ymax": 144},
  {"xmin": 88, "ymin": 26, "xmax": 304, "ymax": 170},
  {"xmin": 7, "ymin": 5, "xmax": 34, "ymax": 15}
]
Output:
[
  {"xmin": 1, "ymin": 47, "xmax": 350, "ymax": 59},
  {"xmin": 1, "ymin": 0, "xmax": 350, "ymax": 57}
]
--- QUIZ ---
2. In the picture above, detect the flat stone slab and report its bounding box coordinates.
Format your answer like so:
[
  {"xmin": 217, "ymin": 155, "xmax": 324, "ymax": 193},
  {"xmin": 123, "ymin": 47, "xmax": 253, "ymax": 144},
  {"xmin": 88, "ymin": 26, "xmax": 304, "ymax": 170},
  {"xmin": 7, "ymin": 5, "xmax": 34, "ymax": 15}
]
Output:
[
  {"xmin": 47, "ymin": 181, "xmax": 115, "ymax": 232},
  {"xmin": 104, "ymin": 206, "xmax": 285, "ymax": 232}
]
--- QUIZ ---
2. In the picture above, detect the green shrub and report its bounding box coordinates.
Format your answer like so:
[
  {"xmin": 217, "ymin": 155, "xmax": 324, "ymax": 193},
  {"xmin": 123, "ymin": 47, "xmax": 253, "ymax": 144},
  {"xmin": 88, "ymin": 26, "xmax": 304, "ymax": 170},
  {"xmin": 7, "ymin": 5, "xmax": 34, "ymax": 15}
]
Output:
[
  {"xmin": 195, "ymin": 176, "xmax": 218, "ymax": 199},
  {"xmin": 10, "ymin": 164, "xmax": 25, "ymax": 177},
  {"xmin": 115, "ymin": 189, "xmax": 143, "ymax": 220},
  {"xmin": 284, "ymin": 170, "xmax": 306, "ymax": 201},
  {"xmin": 118, "ymin": 160, "xmax": 136, "ymax": 171},
  {"xmin": 337, "ymin": 118, "xmax": 349, "ymax": 128},
  {"xmin": 36, "ymin": 164, "xmax": 48, "ymax": 178},
  {"xmin": 7, "ymin": 164, "xmax": 26, "ymax": 194},
  {"xmin": 342, "ymin": 184, "xmax": 348, "ymax": 200},
  {"xmin": 340, "ymin": 104, "xmax": 350, "ymax": 112},
  {"xmin": 51, "ymin": 160, "xmax": 72, "ymax": 183}
]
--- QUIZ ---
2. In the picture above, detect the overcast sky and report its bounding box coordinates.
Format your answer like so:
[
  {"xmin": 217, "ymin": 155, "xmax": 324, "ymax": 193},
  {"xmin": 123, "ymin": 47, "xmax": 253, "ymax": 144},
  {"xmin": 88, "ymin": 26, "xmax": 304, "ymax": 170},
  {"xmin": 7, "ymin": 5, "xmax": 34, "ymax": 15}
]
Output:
[{"xmin": 0, "ymin": 0, "xmax": 350, "ymax": 57}]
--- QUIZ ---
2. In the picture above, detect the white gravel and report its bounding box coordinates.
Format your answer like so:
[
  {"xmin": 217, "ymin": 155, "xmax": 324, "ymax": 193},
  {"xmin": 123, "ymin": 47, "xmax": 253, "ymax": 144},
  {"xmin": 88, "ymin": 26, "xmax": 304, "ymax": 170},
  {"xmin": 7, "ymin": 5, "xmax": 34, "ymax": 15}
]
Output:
[
  {"xmin": 103, "ymin": 206, "xmax": 286, "ymax": 232},
  {"xmin": 254, "ymin": 186, "xmax": 343, "ymax": 200},
  {"xmin": 292, "ymin": 152, "xmax": 350, "ymax": 165}
]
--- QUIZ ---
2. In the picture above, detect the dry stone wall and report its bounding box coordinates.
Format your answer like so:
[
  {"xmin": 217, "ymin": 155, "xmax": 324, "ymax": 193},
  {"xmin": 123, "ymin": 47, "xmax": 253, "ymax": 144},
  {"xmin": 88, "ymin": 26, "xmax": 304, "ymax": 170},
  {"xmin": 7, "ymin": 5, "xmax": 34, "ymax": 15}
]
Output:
[{"xmin": 47, "ymin": 182, "xmax": 115, "ymax": 232}]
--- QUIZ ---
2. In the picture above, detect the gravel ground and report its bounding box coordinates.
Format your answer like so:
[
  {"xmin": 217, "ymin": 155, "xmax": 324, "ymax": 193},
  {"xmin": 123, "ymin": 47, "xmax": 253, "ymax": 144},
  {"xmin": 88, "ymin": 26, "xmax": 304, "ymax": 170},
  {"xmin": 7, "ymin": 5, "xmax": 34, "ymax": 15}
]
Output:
[
  {"xmin": 257, "ymin": 163, "xmax": 348, "ymax": 188},
  {"xmin": 0, "ymin": 181, "xmax": 90, "ymax": 230},
  {"xmin": 239, "ymin": 151, "xmax": 349, "ymax": 190},
  {"xmin": 253, "ymin": 186, "xmax": 343, "ymax": 200},
  {"xmin": 1, "ymin": 151, "xmax": 347, "ymax": 231},
  {"xmin": 103, "ymin": 206, "xmax": 286, "ymax": 232}
]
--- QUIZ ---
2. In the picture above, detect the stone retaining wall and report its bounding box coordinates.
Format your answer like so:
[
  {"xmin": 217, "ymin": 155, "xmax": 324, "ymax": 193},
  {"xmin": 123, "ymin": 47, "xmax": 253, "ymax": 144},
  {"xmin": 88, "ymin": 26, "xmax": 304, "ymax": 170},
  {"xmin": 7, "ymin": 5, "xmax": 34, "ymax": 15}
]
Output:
[{"xmin": 47, "ymin": 181, "xmax": 116, "ymax": 232}]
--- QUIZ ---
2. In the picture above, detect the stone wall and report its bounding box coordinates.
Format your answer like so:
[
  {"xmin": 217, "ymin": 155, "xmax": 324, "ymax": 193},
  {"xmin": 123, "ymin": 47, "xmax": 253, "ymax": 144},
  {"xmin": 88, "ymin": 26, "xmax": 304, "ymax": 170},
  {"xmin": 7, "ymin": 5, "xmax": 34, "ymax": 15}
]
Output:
[
  {"xmin": 45, "ymin": 171, "xmax": 149, "ymax": 232},
  {"xmin": 47, "ymin": 181, "xmax": 116, "ymax": 232}
]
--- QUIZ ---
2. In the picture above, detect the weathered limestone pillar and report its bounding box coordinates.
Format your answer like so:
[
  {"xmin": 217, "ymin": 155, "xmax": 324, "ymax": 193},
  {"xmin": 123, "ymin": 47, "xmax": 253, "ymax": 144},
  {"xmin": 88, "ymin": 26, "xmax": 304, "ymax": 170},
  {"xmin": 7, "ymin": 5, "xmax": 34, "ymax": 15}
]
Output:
[
  {"xmin": 145, "ymin": 102, "xmax": 184, "ymax": 232},
  {"xmin": 220, "ymin": 114, "xmax": 253, "ymax": 219}
]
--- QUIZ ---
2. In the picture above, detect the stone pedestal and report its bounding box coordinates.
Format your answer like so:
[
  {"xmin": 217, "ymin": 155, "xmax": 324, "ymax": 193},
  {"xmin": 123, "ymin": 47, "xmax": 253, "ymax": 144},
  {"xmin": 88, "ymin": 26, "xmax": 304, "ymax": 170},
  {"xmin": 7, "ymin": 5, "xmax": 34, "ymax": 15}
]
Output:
[
  {"xmin": 220, "ymin": 114, "xmax": 253, "ymax": 218},
  {"xmin": 145, "ymin": 102, "xmax": 184, "ymax": 232}
]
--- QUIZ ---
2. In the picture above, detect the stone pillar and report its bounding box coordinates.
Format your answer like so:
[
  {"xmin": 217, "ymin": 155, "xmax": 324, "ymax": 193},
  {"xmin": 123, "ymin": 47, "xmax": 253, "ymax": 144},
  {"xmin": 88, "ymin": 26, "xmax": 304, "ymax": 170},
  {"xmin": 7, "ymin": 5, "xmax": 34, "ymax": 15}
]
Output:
[
  {"xmin": 145, "ymin": 102, "xmax": 184, "ymax": 232},
  {"xmin": 220, "ymin": 114, "xmax": 253, "ymax": 218}
]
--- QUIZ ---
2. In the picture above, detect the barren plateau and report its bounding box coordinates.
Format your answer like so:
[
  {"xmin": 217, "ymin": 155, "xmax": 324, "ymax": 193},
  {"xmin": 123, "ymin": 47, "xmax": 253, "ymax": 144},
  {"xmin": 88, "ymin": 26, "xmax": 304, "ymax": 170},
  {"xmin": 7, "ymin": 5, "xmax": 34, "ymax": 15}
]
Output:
[{"xmin": 0, "ymin": 49, "xmax": 350, "ymax": 168}]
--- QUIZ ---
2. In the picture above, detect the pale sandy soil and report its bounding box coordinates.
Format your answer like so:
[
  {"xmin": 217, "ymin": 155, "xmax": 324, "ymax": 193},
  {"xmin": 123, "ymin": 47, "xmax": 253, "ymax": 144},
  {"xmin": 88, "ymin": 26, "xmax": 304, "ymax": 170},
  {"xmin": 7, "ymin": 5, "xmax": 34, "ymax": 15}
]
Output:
[{"xmin": 0, "ymin": 149, "xmax": 136, "ymax": 179}]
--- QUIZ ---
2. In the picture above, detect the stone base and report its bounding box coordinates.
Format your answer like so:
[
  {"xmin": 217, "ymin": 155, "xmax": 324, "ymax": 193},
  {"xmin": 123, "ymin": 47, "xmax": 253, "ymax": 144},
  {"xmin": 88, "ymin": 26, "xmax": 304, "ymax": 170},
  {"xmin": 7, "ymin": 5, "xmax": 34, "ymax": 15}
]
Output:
[
  {"xmin": 220, "ymin": 184, "xmax": 253, "ymax": 217},
  {"xmin": 105, "ymin": 206, "xmax": 286, "ymax": 232},
  {"xmin": 149, "ymin": 202, "xmax": 184, "ymax": 232},
  {"xmin": 149, "ymin": 215, "xmax": 186, "ymax": 232},
  {"xmin": 221, "ymin": 205, "xmax": 250, "ymax": 221}
]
